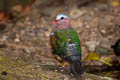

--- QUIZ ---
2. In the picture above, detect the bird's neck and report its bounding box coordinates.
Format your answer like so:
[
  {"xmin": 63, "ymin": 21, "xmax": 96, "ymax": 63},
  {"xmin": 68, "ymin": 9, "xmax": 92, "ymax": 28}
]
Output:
[
  {"xmin": 53, "ymin": 24, "xmax": 71, "ymax": 32},
  {"xmin": 57, "ymin": 23, "xmax": 71, "ymax": 29},
  {"xmin": 52, "ymin": 19, "xmax": 71, "ymax": 31}
]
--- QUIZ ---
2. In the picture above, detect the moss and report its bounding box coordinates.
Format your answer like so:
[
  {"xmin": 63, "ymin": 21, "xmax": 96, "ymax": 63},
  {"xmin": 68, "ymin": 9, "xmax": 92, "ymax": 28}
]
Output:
[
  {"xmin": 0, "ymin": 50, "xmax": 52, "ymax": 80},
  {"xmin": 0, "ymin": 50, "xmax": 28, "ymax": 80}
]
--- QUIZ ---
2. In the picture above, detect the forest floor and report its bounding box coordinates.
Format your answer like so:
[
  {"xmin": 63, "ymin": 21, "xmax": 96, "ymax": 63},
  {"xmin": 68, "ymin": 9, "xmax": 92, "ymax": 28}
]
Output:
[{"xmin": 0, "ymin": 0, "xmax": 120, "ymax": 80}]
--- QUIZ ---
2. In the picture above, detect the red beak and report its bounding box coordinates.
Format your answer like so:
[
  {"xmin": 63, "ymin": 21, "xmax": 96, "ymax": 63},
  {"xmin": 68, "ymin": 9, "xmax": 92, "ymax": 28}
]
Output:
[{"xmin": 53, "ymin": 20, "xmax": 57, "ymax": 24}]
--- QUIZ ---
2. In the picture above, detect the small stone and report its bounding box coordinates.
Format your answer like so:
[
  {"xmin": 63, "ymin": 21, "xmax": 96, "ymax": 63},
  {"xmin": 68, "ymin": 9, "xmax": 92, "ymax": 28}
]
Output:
[
  {"xmin": 54, "ymin": 70, "xmax": 58, "ymax": 72},
  {"xmin": 86, "ymin": 25, "xmax": 90, "ymax": 28},
  {"xmin": 60, "ymin": 69, "xmax": 64, "ymax": 72},
  {"xmin": 64, "ymin": 77, "xmax": 69, "ymax": 80},
  {"xmin": 2, "ymin": 35, "xmax": 8, "ymax": 40},
  {"xmin": 14, "ymin": 38, "xmax": 20, "ymax": 42},
  {"xmin": 101, "ymin": 30, "xmax": 106, "ymax": 34},
  {"xmin": 44, "ymin": 32, "xmax": 49, "ymax": 37},
  {"xmin": 22, "ymin": 48, "xmax": 32, "ymax": 55}
]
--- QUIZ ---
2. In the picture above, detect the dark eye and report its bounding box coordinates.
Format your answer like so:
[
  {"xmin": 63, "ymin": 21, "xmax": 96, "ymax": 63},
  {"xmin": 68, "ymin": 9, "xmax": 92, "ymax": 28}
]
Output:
[{"xmin": 60, "ymin": 17, "xmax": 64, "ymax": 20}]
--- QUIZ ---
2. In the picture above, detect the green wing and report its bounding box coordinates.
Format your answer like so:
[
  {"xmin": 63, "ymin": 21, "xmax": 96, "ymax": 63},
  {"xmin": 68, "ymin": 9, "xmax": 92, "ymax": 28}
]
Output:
[{"xmin": 50, "ymin": 28, "xmax": 81, "ymax": 56}]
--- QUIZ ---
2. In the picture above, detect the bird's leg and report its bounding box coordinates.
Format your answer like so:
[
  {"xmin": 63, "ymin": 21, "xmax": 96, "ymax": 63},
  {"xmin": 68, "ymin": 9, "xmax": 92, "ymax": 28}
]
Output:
[
  {"xmin": 54, "ymin": 55, "xmax": 70, "ymax": 68},
  {"xmin": 54, "ymin": 55, "xmax": 64, "ymax": 67},
  {"xmin": 59, "ymin": 62, "xmax": 65, "ymax": 68},
  {"xmin": 54, "ymin": 55, "xmax": 63, "ymax": 62},
  {"xmin": 62, "ymin": 61, "xmax": 70, "ymax": 68},
  {"xmin": 58, "ymin": 61, "xmax": 70, "ymax": 69},
  {"xmin": 54, "ymin": 55, "xmax": 63, "ymax": 66}
]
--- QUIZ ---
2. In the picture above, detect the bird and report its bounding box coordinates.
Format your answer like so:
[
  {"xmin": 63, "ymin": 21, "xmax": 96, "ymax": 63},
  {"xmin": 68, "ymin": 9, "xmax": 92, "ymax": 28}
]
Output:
[
  {"xmin": 50, "ymin": 14, "xmax": 84, "ymax": 75},
  {"xmin": 111, "ymin": 39, "xmax": 120, "ymax": 56},
  {"xmin": 111, "ymin": 39, "xmax": 120, "ymax": 71}
]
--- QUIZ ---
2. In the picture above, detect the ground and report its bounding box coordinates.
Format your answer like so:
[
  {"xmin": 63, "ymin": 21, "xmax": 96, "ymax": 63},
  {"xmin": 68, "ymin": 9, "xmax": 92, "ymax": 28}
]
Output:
[{"xmin": 0, "ymin": 0, "xmax": 120, "ymax": 80}]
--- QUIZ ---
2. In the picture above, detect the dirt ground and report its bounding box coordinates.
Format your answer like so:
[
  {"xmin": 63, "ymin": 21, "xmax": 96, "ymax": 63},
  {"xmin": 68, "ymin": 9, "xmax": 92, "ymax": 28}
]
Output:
[{"xmin": 0, "ymin": 0, "xmax": 120, "ymax": 80}]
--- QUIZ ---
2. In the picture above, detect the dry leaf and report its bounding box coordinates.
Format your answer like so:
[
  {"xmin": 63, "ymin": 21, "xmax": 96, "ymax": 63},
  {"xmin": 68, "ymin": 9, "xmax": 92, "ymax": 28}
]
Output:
[
  {"xmin": 0, "ymin": 12, "xmax": 9, "ymax": 22},
  {"xmin": 83, "ymin": 52, "xmax": 100, "ymax": 62},
  {"xmin": 111, "ymin": 0, "xmax": 119, "ymax": 7}
]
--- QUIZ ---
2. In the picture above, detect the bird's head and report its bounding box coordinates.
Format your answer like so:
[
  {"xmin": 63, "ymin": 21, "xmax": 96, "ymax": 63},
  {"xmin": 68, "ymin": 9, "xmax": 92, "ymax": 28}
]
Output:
[{"xmin": 53, "ymin": 14, "xmax": 71, "ymax": 29}]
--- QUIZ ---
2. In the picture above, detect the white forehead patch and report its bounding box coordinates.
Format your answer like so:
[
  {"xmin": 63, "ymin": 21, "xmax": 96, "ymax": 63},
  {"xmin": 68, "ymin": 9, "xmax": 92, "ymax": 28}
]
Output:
[{"xmin": 56, "ymin": 14, "xmax": 69, "ymax": 20}]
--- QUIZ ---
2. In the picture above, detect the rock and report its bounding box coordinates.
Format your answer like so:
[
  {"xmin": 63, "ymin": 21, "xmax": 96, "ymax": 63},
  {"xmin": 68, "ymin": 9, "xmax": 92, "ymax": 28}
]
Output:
[
  {"xmin": 99, "ymin": 38, "xmax": 112, "ymax": 49},
  {"xmin": 96, "ymin": 47, "xmax": 111, "ymax": 55},
  {"xmin": 22, "ymin": 48, "xmax": 32, "ymax": 55},
  {"xmin": 94, "ymin": 38, "xmax": 112, "ymax": 55},
  {"xmin": 85, "ymin": 41, "xmax": 100, "ymax": 52},
  {"xmin": 69, "ymin": 8, "xmax": 86, "ymax": 19}
]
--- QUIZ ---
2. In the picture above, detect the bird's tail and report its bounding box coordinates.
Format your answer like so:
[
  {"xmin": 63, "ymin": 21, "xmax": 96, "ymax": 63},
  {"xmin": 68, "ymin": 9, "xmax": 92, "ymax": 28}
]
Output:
[{"xmin": 69, "ymin": 55, "xmax": 84, "ymax": 76}]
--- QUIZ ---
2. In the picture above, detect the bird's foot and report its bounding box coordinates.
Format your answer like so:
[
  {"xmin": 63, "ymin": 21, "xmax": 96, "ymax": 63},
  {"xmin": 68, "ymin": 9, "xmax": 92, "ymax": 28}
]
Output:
[
  {"xmin": 59, "ymin": 61, "xmax": 70, "ymax": 68},
  {"xmin": 54, "ymin": 55, "xmax": 63, "ymax": 62}
]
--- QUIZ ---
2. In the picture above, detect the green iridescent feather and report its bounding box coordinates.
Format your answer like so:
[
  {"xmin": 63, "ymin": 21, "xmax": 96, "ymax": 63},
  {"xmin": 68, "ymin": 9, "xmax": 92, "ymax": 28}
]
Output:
[{"xmin": 50, "ymin": 28, "xmax": 81, "ymax": 57}]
